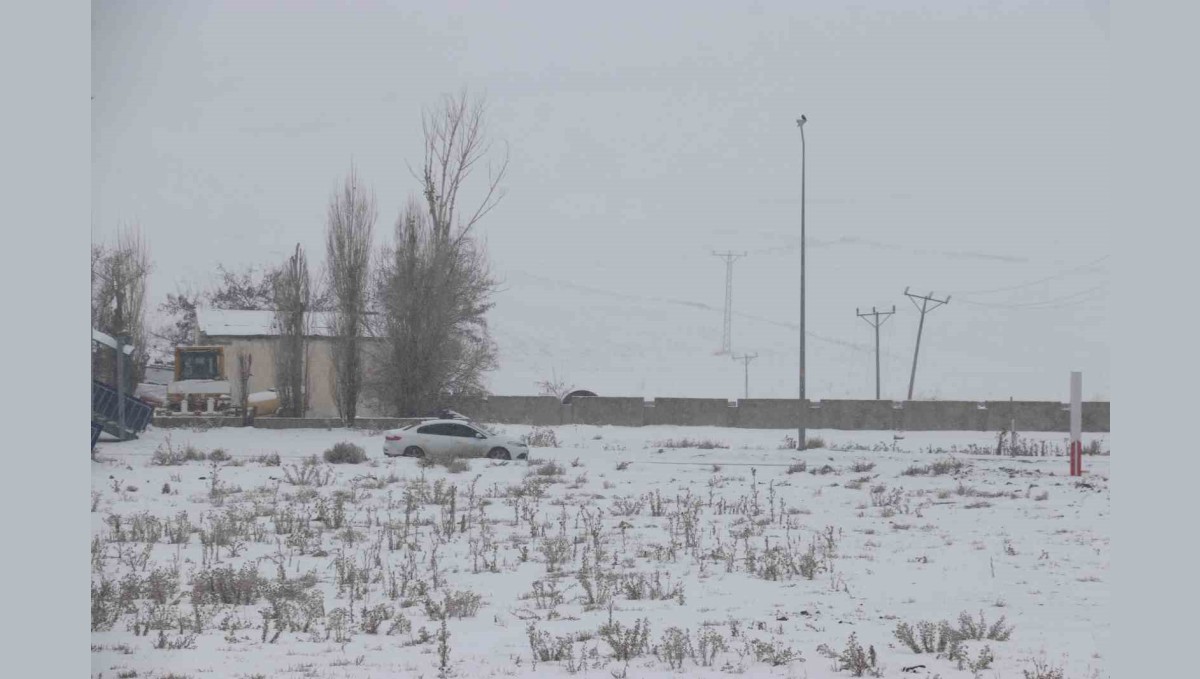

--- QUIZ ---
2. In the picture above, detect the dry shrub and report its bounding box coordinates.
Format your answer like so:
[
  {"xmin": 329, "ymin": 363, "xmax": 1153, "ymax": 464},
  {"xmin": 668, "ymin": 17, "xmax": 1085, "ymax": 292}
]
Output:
[
  {"xmin": 523, "ymin": 427, "xmax": 560, "ymax": 448},
  {"xmin": 324, "ymin": 442, "xmax": 367, "ymax": 464},
  {"xmin": 902, "ymin": 458, "xmax": 965, "ymax": 476},
  {"xmin": 650, "ymin": 438, "xmax": 729, "ymax": 450},
  {"xmin": 838, "ymin": 632, "xmax": 881, "ymax": 677},
  {"xmin": 191, "ymin": 564, "xmax": 266, "ymax": 605},
  {"xmin": 532, "ymin": 460, "xmax": 565, "ymax": 477}
]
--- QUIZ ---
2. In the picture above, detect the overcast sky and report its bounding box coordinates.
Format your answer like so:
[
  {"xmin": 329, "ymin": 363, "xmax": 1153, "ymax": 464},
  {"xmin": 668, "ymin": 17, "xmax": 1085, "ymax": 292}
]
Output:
[{"xmin": 93, "ymin": 0, "xmax": 1110, "ymax": 399}]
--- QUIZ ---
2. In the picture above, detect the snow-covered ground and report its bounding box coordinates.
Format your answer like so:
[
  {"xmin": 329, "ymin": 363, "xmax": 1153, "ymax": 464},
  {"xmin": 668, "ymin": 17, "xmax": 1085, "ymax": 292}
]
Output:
[{"xmin": 91, "ymin": 425, "xmax": 1109, "ymax": 679}]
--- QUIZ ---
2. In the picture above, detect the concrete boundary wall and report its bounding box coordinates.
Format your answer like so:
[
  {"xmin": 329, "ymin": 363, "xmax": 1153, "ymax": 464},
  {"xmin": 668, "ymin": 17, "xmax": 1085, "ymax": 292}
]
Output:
[
  {"xmin": 147, "ymin": 397, "xmax": 1110, "ymax": 432},
  {"xmin": 152, "ymin": 417, "xmax": 416, "ymax": 430},
  {"xmin": 1081, "ymin": 402, "xmax": 1109, "ymax": 432},
  {"xmin": 152, "ymin": 416, "xmax": 237, "ymax": 429},
  {"xmin": 901, "ymin": 401, "xmax": 989, "ymax": 431},
  {"xmin": 253, "ymin": 417, "xmax": 417, "ymax": 430},
  {"xmin": 569, "ymin": 397, "xmax": 645, "ymax": 427},
  {"xmin": 481, "ymin": 396, "xmax": 562, "ymax": 425},
  {"xmin": 818, "ymin": 400, "xmax": 899, "ymax": 430},
  {"xmin": 646, "ymin": 398, "xmax": 734, "ymax": 427},
  {"xmin": 984, "ymin": 401, "xmax": 1068, "ymax": 432},
  {"xmin": 735, "ymin": 399, "xmax": 803, "ymax": 429}
]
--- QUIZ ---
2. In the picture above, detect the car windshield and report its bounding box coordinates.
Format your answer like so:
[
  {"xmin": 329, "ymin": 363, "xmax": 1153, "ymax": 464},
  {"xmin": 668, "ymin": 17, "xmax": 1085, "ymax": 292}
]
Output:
[{"xmin": 471, "ymin": 422, "xmax": 498, "ymax": 436}]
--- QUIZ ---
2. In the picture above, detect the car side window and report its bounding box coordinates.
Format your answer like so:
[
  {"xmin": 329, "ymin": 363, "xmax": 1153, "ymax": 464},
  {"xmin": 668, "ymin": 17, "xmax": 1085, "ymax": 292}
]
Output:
[
  {"xmin": 417, "ymin": 424, "xmax": 446, "ymax": 436},
  {"xmin": 447, "ymin": 424, "xmax": 481, "ymax": 438}
]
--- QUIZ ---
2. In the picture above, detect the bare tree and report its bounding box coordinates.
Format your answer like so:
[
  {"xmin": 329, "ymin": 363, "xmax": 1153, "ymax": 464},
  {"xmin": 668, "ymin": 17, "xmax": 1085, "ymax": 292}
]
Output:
[
  {"xmin": 372, "ymin": 201, "xmax": 498, "ymax": 416},
  {"xmin": 273, "ymin": 244, "xmax": 312, "ymax": 417},
  {"xmin": 91, "ymin": 227, "xmax": 153, "ymax": 388},
  {"xmin": 155, "ymin": 287, "xmax": 201, "ymax": 350},
  {"xmin": 417, "ymin": 90, "xmax": 509, "ymax": 243},
  {"xmin": 208, "ymin": 264, "xmax": 276, "ymax": 310},
  {"xmin": 370, "ymin": 92, "xmax": 507, "ymax": 417},
  {"xmin": 535, "ymin": 369, "xmax": 576, "ymax": 401},
  {"xmin": 325, "ymin": 164, "xmax": 377, "ymax": 425}
]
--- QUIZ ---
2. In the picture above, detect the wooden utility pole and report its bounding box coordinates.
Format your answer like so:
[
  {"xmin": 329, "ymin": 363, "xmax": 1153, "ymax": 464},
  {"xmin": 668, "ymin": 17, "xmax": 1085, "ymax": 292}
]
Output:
[
  {"xmin": 238, "ymin": 352, "xmax": 253, "ymax": 426},
  {"xmin": 903, "ymin": 288, "xmax": 950, "ymax": 401},
  {"xmin": 731, "ymin": 352, "xmax": 759, "ymax": 399},
  {"xmin": 1069, "ymin": 372, "xmax": 1083, "ymax": 476},
  {"xmin": 856, "ymin": 306, "xmax": 895, "ymax": 399}
]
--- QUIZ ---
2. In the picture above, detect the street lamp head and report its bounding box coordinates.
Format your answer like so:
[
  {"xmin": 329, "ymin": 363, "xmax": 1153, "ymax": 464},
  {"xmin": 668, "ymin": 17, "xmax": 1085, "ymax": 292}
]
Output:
[{"xmin": 796, "ymin": 115, "xmax": 807, "ymax": 127}]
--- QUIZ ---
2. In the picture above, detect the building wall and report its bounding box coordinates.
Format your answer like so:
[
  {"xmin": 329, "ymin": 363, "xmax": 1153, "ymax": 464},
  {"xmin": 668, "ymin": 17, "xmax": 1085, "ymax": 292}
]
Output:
[{"xmin": 206, "ymin": 336, "xmax": 367, "ymax": 418}]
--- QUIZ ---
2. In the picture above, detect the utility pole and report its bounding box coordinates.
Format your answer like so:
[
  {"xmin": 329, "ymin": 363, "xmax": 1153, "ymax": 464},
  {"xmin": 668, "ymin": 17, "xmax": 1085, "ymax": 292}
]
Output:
[
  {"xmin": 796, "ymin": 114, "xmax": 808, "ymax": 450},
  {"xmin": 856, "ymin": 306, "xmax": 895, "ymax": 400},
  {"xmin": 903, "ymin": 288, "xmax": 950, "ymax": 401},
  {"xmin": 115, "ymin": 336, "xmax": 127, "ymax": 441},
  {"xmin": 731, "ymin": 352, "xmax": 758, "ymax": 399},
  {"xmin": 712, "ymin": 251, "xmax": 747, "ymax": 354},
  {"xmin": 113, "ymin": 264, "xmax": 127, "ymax": 441}
]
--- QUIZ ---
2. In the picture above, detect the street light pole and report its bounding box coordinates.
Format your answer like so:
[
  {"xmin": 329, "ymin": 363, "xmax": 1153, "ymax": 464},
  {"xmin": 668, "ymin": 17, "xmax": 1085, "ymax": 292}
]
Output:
[
  {"xmin": 116, "ymin": 336, "xmax": 127, "ymax": 441},
  {"xmin": 797, "ymin": 114, "xmax": 807, "ymax": 450}
]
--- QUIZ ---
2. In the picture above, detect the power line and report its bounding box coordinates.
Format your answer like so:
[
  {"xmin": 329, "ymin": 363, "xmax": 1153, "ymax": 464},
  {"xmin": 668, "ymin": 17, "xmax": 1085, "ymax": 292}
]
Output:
[
  {"xmin": 512, "ymin": 271, "xmax": 888, "ymax": 358},
  {"xmin": 957, "ymin": 284, "xmax": 1108, "ymax": 310},
  {"xmin": 949, "ymin": 255, "xmax": 1109, "ymax": 296}
]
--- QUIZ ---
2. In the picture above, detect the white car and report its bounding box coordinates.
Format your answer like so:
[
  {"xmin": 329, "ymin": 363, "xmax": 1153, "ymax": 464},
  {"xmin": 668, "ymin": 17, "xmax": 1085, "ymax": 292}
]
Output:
[{"xmin": 383, "ymin": 419, "xmax": 529, "ymax": 461}]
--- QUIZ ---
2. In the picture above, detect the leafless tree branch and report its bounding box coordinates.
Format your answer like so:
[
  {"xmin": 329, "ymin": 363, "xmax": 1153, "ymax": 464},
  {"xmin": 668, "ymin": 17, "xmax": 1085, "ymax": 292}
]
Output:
[{"xmin": 92, "ymin": 225, "xmax": 153, "ymax": 387}]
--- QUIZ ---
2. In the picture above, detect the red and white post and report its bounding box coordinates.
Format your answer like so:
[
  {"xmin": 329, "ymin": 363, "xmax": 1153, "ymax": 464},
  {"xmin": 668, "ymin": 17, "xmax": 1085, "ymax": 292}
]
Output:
[{"xmin": 1069, "ymin": 371, "xmax": 1083, "ymax": 476}]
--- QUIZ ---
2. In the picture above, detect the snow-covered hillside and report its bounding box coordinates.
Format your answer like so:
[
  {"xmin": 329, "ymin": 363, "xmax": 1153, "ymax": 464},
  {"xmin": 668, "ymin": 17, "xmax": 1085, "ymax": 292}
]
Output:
[{"xmin": 485, "ymin": 267, "xmax": 1105, "ymax": 402}]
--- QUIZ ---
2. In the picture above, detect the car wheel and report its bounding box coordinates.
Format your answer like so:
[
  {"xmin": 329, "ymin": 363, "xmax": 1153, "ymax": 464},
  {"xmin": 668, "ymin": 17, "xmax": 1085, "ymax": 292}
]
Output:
[
  {"xmin": 403, "ymin": 446, "xmax": 426, "ymax": 458},
  {"xmin": 487, "ymin": 447, "xmax": 511, "ymax": 460}
]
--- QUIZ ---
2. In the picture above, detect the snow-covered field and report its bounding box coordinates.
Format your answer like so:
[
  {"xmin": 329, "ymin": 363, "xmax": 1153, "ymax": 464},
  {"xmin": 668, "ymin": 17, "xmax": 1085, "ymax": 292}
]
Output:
[{"xmin": 91, "ymin": 425, "xmax": 1109, "ymax": 679}]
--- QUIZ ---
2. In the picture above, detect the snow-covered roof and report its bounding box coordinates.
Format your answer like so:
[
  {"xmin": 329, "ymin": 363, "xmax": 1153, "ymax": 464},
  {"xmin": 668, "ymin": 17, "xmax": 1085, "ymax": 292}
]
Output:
[{"xmin": 196, "ymin": 309, "xmax": 337, "ymax": 338}]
